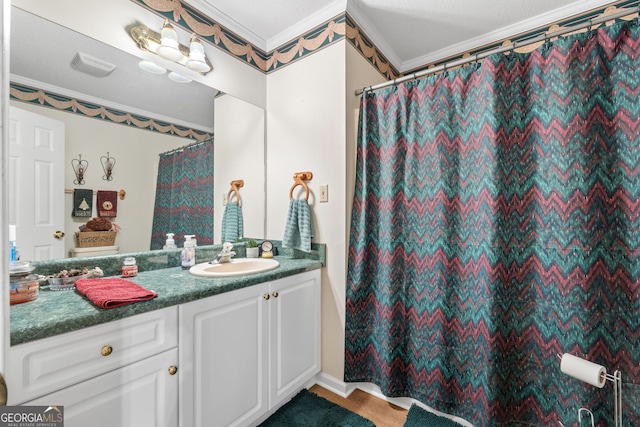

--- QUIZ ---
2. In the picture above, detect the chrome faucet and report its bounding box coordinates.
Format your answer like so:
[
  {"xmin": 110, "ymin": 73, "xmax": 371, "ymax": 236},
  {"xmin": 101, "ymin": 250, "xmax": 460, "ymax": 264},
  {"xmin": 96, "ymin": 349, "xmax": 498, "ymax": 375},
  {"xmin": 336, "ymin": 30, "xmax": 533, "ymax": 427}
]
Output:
[{"xmin": 212, "ymin": 242, "xmax": 236, "ymax": 264}]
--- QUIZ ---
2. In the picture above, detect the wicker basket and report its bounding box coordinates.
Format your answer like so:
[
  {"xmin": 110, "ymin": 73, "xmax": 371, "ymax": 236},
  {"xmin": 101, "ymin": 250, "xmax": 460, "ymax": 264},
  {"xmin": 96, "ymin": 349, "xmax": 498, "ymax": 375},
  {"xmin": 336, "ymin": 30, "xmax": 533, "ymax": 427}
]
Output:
[{"xmin": 75, "ymin": 231, "xmax": 117, "ymax": 248}]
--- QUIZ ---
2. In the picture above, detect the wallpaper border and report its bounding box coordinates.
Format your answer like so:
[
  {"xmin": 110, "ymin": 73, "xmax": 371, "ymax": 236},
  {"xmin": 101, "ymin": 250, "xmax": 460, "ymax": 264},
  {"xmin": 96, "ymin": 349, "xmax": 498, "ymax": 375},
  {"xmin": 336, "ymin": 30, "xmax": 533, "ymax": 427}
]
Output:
[{"xmin": 10, "ymin": 82, "xmax": 212, "ymax": 141}]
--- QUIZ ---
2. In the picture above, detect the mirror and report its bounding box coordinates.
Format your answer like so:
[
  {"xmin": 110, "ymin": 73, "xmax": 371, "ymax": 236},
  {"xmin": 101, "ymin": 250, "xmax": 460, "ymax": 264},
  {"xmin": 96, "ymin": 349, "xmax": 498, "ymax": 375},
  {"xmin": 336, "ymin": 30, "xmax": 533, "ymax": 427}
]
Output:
[{"xmin": 8, "ymin": 6, "xmax": 265, "ymax": 261}]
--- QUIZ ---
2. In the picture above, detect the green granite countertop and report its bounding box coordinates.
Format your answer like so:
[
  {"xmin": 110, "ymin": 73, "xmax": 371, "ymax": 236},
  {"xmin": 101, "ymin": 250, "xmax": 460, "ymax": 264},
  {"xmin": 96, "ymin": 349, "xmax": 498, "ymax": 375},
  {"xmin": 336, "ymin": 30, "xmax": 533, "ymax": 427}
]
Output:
[{"xmin": 10, "ymin": 256, "xmax": 322, "ymax": 346}]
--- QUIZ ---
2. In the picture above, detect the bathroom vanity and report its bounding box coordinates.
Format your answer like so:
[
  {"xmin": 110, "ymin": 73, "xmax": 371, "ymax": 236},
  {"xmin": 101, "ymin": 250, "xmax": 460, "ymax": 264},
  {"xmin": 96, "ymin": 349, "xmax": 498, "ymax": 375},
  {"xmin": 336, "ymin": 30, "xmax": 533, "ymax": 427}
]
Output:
[{"xmin": 7, "ymin": 252, "xmax": 322, "ymax": 427}]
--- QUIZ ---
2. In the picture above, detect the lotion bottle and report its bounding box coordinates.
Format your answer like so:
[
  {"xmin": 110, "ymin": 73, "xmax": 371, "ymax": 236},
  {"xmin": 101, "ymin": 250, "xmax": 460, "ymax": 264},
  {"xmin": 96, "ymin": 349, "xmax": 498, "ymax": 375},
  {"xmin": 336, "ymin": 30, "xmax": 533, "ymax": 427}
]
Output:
[
  {"xmin": 163, "ymin": 233, "xmax": 177, "ymax": 249},
  {"xmin": 181, "ymin": 235, "xmax": 196, "ymax": 270}
]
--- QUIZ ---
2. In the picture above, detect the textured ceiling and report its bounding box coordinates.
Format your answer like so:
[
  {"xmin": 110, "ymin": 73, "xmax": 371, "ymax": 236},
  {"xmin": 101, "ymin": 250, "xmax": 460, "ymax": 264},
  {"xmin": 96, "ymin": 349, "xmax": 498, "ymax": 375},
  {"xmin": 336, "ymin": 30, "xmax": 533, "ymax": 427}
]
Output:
[{"xmin": 194, "ymin": 0, "xmax": 617, "ymax": 71}]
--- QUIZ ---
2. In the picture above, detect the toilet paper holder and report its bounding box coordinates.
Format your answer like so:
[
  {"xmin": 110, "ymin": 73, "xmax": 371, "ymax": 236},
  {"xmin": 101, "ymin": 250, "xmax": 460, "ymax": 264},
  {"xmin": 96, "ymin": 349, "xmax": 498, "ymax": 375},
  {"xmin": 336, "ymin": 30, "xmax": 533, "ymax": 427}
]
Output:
[{"xmin": 557, "ymin": 353, "xmax": 622, "ymax": 427}]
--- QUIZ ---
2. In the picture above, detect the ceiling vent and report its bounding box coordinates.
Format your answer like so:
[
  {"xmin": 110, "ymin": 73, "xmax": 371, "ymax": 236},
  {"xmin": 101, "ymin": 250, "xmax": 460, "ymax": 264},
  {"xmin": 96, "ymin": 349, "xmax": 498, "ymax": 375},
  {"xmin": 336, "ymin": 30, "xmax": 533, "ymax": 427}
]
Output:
[{"xmin": 70, "ymin": 52, "xmax": 117, "ymax": 77}]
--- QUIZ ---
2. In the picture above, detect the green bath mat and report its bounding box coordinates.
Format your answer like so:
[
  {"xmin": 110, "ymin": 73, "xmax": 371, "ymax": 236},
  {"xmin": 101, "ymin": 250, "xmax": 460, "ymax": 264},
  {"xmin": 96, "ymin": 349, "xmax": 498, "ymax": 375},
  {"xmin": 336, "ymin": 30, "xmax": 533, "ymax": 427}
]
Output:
[
  {"xmin": 403, "ymin": 404, "xmax": 465, "ymax": 427},
  {"xmin": 259, "ymin": 389, "xmax": 375, "ymax": 427}
]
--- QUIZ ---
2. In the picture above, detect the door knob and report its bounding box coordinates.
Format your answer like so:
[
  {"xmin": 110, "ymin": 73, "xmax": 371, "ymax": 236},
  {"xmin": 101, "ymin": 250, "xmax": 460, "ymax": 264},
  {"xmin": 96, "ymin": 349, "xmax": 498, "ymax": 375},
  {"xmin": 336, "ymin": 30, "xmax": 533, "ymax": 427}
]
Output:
[
  {"xmin": 168, "ymin": 366, "xmax": 178, "ymax": 375},
  {"xmin": 53, "ymin": 231, "xmax": 65, "ymax": 239}
]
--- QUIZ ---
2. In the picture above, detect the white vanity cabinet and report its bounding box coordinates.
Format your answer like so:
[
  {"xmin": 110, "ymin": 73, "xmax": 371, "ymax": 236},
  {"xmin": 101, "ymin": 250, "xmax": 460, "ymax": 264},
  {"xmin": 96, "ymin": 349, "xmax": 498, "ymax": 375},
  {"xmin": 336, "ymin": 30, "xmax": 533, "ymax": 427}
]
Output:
[
  {"xmin": 7, "ymin": 307, "xmax": 179, "ymax": 427},
  {"xmin": 179, "ymin": 269, "xmax": 321, "ymax": 427}
]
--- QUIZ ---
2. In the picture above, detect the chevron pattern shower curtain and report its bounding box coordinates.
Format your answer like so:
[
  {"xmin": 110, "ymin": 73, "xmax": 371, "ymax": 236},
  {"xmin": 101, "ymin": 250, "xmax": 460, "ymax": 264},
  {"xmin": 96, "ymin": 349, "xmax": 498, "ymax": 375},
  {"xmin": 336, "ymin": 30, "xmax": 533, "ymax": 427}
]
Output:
[
  {"xmin": 345, "ymin": 21, "xmax": 640, "ymax": 426},
  {"xmin": 150, "ymin": 140, "xmax": 214, "ymax": 249}
]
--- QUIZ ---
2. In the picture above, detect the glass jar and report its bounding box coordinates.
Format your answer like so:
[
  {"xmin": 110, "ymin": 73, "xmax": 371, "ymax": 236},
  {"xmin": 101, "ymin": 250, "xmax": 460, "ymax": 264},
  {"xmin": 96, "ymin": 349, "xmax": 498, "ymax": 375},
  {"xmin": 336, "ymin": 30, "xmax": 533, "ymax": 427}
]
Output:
[
  {"xmin": 10, "ymin": 260, "xmax": 39, "ymax": 305},
  {"xmin": 121, "ymin": 257, "xmax": 138, "ymax": 278}
]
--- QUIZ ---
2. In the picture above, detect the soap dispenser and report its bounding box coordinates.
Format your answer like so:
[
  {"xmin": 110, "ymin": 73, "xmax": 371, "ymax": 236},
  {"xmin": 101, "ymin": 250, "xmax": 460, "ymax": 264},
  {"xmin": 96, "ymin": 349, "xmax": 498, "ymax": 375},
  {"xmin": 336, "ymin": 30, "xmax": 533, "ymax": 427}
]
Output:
[
  {"xmin": 181, "ymin": 235, "xmax": 196, "ymax": 270},
  {"xmin": 163, "ymin": 233, "xmax": 177, "ymax": 250}
]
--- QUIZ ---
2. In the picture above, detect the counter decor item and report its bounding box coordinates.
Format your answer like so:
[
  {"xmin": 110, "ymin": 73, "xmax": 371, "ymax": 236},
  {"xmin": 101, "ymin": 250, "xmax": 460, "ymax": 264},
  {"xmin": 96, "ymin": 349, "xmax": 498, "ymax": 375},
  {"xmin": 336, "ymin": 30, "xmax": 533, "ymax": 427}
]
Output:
[
  {"xmin": 121, "ymin": 257, "xmax": 138, "ymax": 277},
  {"xmin": 76, "ymin": 217, "xmax": 118, "ymax": 248},
  {"xmin": 246, "ymin": 239, "xmax": 259, "ymax": 258},
  {"xmin": 47, "ymin": 267, "xmax": 104, "ymax": 291},
  {"xmin": 9, "ymin": 260, "xmax": 39, "ymax": 305}
]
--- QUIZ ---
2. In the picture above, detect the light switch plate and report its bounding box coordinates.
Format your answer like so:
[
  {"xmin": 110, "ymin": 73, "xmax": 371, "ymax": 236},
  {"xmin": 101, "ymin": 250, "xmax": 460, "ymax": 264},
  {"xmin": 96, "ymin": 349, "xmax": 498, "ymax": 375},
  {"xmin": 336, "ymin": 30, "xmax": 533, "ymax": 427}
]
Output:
[{"xmin": 319, "ymin": 185, "xmax": 328, "ymax": 203}]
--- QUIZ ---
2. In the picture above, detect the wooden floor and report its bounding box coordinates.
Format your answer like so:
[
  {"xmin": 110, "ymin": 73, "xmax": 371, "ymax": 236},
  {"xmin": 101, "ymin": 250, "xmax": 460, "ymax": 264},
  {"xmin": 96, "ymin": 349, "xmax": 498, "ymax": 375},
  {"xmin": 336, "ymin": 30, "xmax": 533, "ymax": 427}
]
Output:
[{"xmin": 309, "ymin": 384, "xmax": 408, "ymax": 427}]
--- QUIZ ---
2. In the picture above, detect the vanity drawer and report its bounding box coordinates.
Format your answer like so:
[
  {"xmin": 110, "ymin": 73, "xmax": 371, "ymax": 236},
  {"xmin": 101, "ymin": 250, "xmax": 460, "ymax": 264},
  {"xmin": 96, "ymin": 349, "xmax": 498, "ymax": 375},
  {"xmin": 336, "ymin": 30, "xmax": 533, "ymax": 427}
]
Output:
[{"xmin": 8, "ymin": 306, "xmax": 178, "ymax": 404}]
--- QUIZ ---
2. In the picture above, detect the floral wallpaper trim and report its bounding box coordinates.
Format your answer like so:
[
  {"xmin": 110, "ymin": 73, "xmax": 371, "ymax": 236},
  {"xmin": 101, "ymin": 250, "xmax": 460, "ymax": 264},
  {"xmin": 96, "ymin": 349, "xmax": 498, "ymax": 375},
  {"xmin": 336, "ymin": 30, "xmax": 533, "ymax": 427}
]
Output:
[
  {"xmin": 133, "ymin": 1, "xmax": 386, "ymax": 75},
  {"xmin": 345, "ymin": 14, "xmax": 400, "ymax": 80},
  {"xmin": 10, "ymin": 82, "xmax": 212, "ymax": 141},
  {"xmin": 266, "ymin": 15, "xmax": 347, "ymax": 72}
]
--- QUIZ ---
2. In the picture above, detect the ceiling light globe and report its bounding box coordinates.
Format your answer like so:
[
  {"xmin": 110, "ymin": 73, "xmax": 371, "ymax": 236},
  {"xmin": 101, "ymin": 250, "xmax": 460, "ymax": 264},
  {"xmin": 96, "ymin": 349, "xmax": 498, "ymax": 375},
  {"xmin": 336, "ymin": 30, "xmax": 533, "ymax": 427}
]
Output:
[
  {"xmin": 186, "ymin": 36, "xmax": 211, "ymax": 73},
  {"xmin": 156, "ymin": 20, "xmax": 184, "ymax": 62}
]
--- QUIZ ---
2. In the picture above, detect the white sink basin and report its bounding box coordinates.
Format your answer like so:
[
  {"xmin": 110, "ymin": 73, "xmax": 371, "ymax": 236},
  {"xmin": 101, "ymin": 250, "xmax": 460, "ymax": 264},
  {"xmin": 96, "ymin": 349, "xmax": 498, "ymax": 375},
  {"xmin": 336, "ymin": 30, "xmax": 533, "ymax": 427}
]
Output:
[{"xmin": 189, "ymin": 258, "xmax": 280, "ymax": 277}]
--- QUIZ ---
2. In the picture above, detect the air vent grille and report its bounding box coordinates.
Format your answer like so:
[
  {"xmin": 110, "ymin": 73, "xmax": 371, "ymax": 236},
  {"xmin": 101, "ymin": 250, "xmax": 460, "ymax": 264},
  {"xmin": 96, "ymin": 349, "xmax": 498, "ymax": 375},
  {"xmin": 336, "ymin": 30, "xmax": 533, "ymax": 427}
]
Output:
[{"xmin": 70, "ymin": 52, "xmax": 116, "ymax": 77}]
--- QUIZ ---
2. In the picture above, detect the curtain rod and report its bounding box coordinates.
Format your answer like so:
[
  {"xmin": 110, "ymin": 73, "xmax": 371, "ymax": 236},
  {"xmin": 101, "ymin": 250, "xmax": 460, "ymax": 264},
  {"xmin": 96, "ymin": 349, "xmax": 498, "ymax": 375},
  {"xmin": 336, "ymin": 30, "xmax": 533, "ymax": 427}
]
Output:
[
  {"xmin": 159, "ymin": 137, "xmax": 213, "ymax": 156},
  {"xmin": 355, "ymin": 5, "xmax": 638, "ymax": 96}
]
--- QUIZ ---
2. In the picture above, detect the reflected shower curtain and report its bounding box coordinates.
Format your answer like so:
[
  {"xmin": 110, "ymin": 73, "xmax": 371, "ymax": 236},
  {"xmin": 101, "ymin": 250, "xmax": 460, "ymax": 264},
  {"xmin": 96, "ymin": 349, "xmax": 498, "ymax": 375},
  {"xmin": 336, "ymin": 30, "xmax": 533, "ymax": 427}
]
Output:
[
  {"xmin": 345, "ymin": 21, "xmax": 640, "ymax": 426},
  {"xmin": 150, "ymin": 139, "xmax": 214, "ymax": 249}
]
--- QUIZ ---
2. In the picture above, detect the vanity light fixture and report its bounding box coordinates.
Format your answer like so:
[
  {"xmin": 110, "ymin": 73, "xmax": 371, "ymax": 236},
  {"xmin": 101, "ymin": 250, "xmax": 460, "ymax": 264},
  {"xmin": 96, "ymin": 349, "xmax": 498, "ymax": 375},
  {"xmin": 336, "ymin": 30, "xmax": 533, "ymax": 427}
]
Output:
[{"xmin": 130, "ymin": 19, "xmax": 212, "ymax": 75}]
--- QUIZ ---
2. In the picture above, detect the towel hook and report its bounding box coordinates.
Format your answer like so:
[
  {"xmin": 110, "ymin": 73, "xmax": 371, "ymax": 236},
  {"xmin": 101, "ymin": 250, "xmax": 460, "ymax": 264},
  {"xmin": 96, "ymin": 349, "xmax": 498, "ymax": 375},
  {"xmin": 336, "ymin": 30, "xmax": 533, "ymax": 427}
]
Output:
[
  {"xmin": 289, "ymin": 171, "xmax": 313, "ymax": 200},
  {"xmin": 227, "ymin": 180, "xmax": 244, "ymax": 205}
]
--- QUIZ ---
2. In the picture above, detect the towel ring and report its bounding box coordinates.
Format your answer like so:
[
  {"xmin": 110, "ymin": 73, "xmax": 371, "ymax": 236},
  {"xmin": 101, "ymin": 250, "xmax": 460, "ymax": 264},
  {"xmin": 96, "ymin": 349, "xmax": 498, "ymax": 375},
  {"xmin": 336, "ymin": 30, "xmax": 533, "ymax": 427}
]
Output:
[
  {"xmin": 289, "ymin": 171, "xmax": 313, "ymax": 201},
  {"xmin": 227, "ymin": 179, "xmax": 244, "ymax": 205}
]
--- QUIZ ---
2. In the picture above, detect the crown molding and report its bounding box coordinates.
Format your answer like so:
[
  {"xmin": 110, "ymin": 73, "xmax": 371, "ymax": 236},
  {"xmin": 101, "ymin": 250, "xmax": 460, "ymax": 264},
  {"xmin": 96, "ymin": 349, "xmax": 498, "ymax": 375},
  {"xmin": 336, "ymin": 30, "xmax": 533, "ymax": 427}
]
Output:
[
  {"xmin": 184, "ymin": 0, "xmax": 267, "ymax": 51},
  {"xmin": 345, "ymin": 0, "xmax": 402, "ymax": 70},
  {"xmin": 267, "ymin": 0, "xmax": 347, "ymax": 51},
  {"xmin": 400, "ymin": 0, "xmax": 625, "ymax": 72}
]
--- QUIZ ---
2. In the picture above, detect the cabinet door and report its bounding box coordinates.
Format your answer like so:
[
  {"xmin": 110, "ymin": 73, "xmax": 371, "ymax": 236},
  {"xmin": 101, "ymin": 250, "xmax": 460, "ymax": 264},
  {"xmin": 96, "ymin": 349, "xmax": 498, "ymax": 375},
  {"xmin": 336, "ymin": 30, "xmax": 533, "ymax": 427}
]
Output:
[
  {"xmin": 269, "ymin": 270, "xmax": 321, "ymax": 407},
  {"xmin": 179, "ymin": 283, "xmax": 270, "ymax": 427},
  {"xmin": 25, "ymin": 348, "xmax": 178, "ymax": 427}
]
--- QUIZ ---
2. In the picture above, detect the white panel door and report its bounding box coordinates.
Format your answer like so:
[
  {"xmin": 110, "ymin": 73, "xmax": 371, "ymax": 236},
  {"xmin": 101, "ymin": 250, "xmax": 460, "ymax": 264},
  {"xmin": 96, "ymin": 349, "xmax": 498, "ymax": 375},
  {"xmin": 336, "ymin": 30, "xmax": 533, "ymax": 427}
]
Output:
[{"xmin": 8, "ymin": 106, "xmax": 65, "ymax": 260}]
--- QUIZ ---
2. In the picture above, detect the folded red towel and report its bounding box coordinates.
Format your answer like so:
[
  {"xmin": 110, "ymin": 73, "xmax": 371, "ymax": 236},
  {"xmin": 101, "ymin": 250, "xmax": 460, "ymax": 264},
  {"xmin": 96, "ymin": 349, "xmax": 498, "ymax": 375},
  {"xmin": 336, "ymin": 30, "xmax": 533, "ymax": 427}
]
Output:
[{"xmin": 75, "ymin": 278, "xmax": 157, "ymax": 309}]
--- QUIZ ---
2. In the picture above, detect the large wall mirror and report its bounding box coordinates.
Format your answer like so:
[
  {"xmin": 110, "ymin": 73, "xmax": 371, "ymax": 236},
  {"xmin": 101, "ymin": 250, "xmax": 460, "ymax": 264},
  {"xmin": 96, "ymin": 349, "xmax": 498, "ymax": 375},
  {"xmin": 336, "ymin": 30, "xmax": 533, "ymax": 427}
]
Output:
[{"xmin": 8, "ymin": 5, "xmax": 266, "ymax": 262}]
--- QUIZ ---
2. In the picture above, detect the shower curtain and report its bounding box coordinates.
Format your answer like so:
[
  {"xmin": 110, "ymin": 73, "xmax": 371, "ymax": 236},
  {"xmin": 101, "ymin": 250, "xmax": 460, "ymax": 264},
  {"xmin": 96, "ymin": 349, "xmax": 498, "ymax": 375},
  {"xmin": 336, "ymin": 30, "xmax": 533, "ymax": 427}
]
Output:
[
  {"xmin": 345, "ymin": 20, "xmax": 640, "ymax": 426},
  {"xmin": 150, "ymin": 139, "xmax": 214, "ymax": 249}
]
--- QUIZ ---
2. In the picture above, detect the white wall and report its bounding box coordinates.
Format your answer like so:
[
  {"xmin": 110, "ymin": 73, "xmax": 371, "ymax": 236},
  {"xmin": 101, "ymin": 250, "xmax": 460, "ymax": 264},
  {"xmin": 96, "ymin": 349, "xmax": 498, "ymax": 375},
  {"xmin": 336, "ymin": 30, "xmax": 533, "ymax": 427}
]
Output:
[
  {"xmin": 266, "ymin": 42, "xmax": 347, "ymax": 378},
  {"xmin": 214, "ymin": 94, "xmax": 265, "ymax": 242},
  {"xmin": 265, "ymin": 41, "xmax": 388, "ymax": 379},
  {"xmin": 10, "ymin": 100, "xmax": 188, "ymax": 255}
]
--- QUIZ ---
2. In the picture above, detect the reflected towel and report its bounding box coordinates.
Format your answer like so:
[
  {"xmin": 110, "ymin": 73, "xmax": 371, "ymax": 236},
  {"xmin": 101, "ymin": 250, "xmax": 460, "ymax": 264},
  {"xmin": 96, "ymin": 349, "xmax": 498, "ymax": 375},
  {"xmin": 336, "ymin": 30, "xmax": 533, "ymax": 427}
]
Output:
[
  {"xmin": 221, "ymin": 202, "xmax": 243, "ymax": 243},
  {"xmin": 73, "ymin": 189, "xmax": 93, "ymax": 217},
  {"xmin": 97, "ymin": 190, "xmax": 118, "ymax": 217},
  {"xmin": 283, "ymin": 199, "xmax": 313, "ymax": 252},
  {"xmin": 75, "ymin": 278, "xmax": 157, "ymax": 309}
]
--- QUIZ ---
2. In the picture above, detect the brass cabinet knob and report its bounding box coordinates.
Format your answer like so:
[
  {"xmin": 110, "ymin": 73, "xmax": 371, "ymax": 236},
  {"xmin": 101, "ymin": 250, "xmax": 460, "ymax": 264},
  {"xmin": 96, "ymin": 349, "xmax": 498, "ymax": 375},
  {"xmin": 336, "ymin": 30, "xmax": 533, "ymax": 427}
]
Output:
[
  {"xmin": 53, "ymin": 231, "xmax": 65, "ymax": 239},
  {"xmin": 168, "ymin": 366, "xmax": 178, "ymax": 375},
  {"xmin": 101, "ymin": 345, "xmax": 113, "ymax": 356},
  {"xmin": 263, "ymin": 293, "xmax": 270, "ymax": 300},
  {"xmin": 272, "ymin": 291, "xmax": 279, "ymax": 298}
]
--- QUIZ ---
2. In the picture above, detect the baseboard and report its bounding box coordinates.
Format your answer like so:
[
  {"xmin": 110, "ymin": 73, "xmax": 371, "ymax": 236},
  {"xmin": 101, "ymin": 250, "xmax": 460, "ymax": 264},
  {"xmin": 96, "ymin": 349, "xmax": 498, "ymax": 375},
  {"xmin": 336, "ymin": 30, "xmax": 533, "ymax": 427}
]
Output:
[{"xmin": 313, "ymin": 372, "xmax": 473, "ymax": 427}]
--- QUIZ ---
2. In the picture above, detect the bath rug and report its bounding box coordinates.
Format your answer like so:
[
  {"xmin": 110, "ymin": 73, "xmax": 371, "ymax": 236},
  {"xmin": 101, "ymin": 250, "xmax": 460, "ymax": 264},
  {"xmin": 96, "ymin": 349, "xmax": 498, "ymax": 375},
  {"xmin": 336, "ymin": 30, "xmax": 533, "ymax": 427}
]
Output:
[
  {"xmin": 403, "ymin": 404, "xmax": 464, "ymax": 427},
  {"xmin": 75, "ymin": 277, "xmax": 157, "ymax": 309},
  {"xmin": 259, "ymin": 388, "xmax": 374, "ymax": 427}
]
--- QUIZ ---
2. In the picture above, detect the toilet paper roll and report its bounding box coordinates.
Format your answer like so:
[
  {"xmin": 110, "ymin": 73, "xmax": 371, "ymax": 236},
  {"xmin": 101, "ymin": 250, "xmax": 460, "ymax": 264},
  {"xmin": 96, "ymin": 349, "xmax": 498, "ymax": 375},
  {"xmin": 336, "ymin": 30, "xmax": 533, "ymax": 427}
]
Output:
[{"xmin": 560, "ymin": 353, "xmax": 607, "ymax": 388}]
